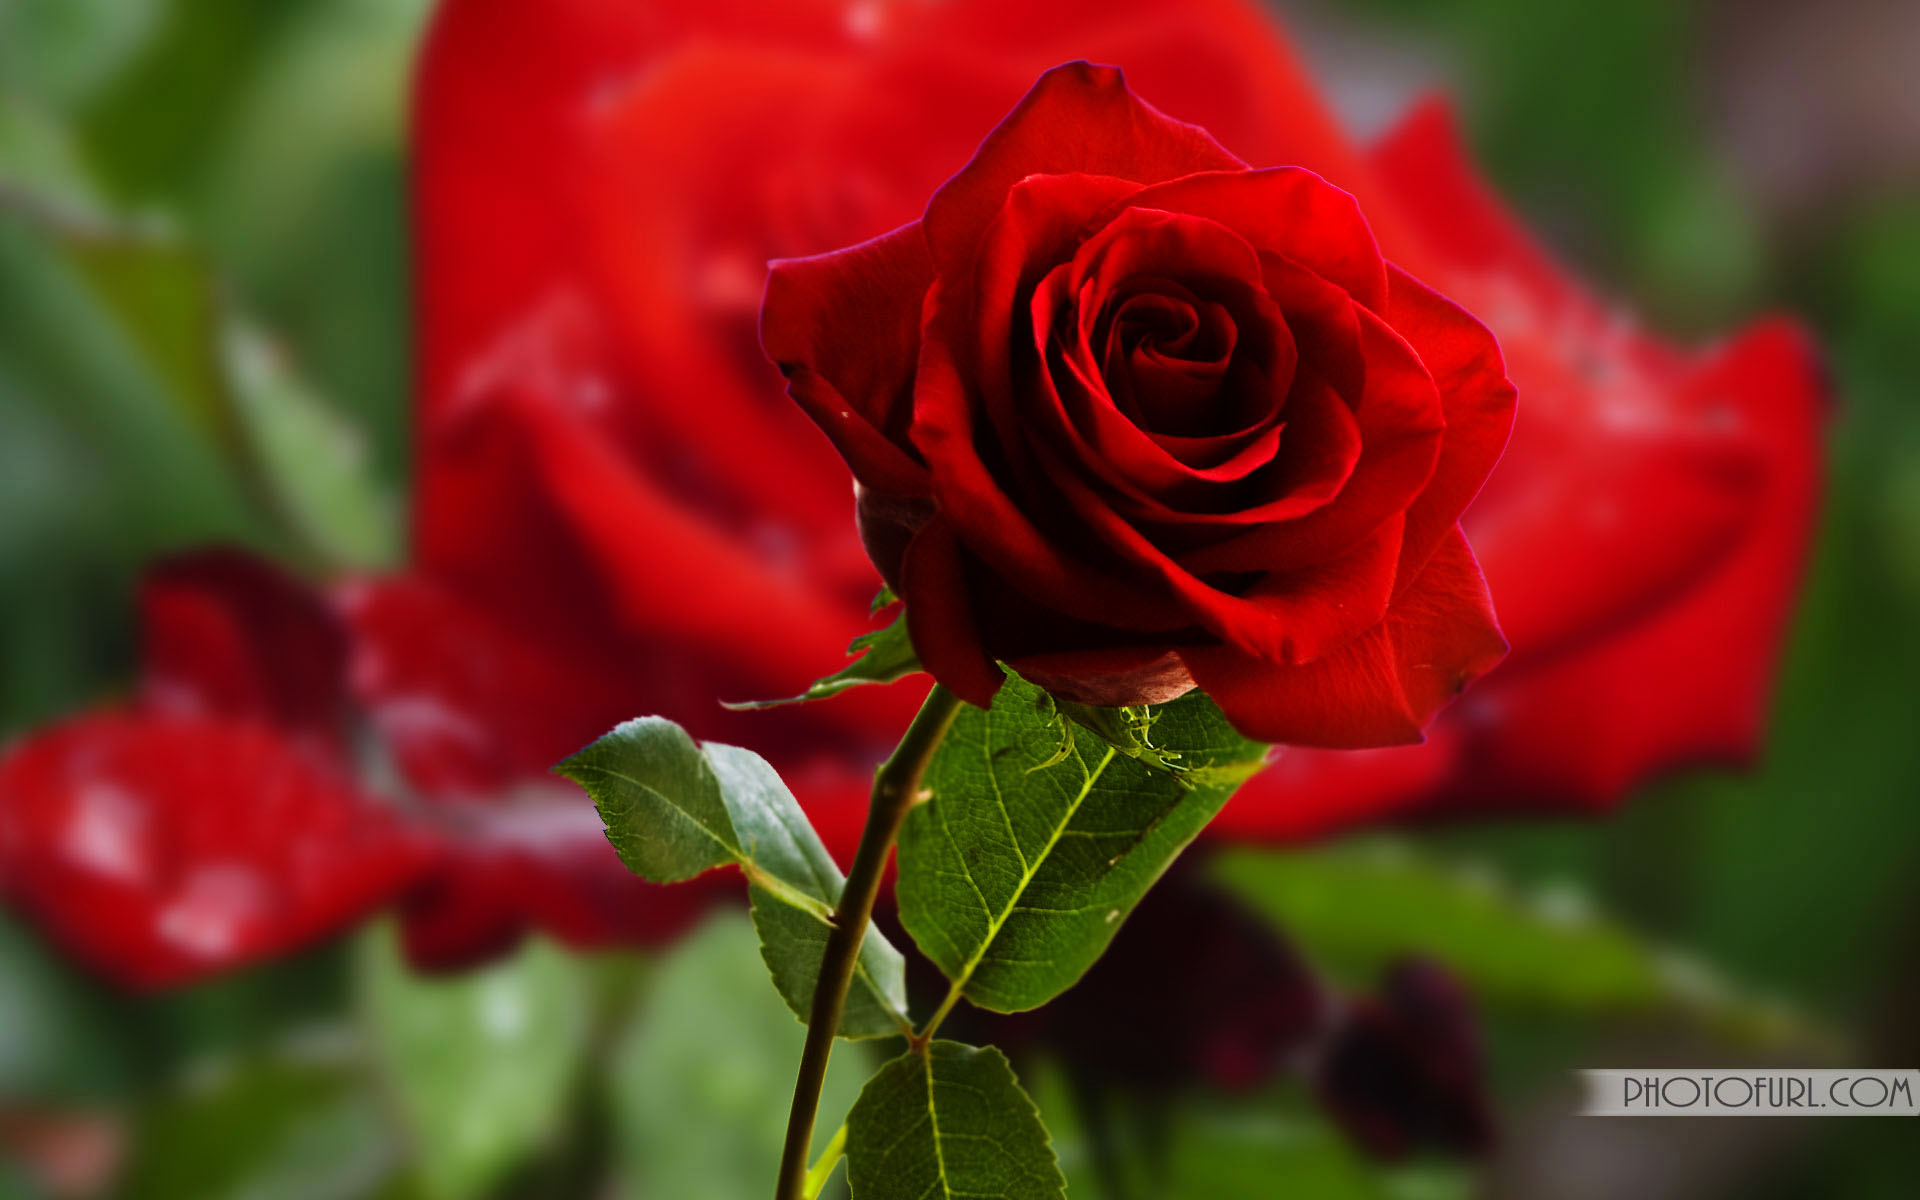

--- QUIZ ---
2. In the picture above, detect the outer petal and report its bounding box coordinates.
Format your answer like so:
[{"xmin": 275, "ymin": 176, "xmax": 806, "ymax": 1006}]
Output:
[
  {"xmin": 1181, "ymin": 527, "xmax": 1507, "ymax": 747},
  {"xmin": 899, "ymin": 516, "xmax": 1006, "ymax": 708},
  {"xmin": 139, "ymin": 549, "xmax": 349, "ymax": 750},
  {"xmin": 0, "ymin": 713, "xmax": 434, "ymax": 988},
  {"xmin": 1380, "ymin": 267, "xmax": 1517, "ymax": 584},
  {"xmin": 1457, "ymin": 333, "xmax": 1770, "ymax": 668},
  {"xmin": 761, "ymin": 221, "xmax": 936, "ymax": 496},
  {"xmin": 1012, "ymin": 647, "xmax": 1196, "ymax": 708},
  {"xmin": 923, "ymin": 61, "xmax": 1244, "ymax": 269},
  {"xmin": 899, "ymin": 0, "xmax": 1400, "ymax": 225}
]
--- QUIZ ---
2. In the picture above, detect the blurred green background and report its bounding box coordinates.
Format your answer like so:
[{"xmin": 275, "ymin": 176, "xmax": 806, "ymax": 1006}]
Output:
[{"xmin": 1, "ymin": 0, "xmax": 1915, "ymax": 1196}]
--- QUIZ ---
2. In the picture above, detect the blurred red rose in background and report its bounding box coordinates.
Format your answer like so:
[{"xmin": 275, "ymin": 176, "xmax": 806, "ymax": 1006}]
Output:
[
  {"xmin": 0, "ymin": 0, "xmax": 1825, "ymax": 987},
  {"xmin": 411, "ymin": 0, "xmax": 1822, "ymax": 834}
]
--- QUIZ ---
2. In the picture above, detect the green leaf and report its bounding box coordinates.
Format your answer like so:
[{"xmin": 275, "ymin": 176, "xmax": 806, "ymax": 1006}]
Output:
[
  {"xmin": 611, "ymin": 910, "xmax": 872, "ymax": 1200},
  {"xmin": 846, "ymin": 1041, "xmax": 1064, "ymax": 1200},
  {"xmin": 898, "ymin": 674, "xmax": 1266, "ymax": 1013},
  {"xmin": 61, "ymin": 235, "xmax": 398, "ymax": 567},
  {"xmin": 1057, "ymin": 688, "xmax": 1269, "ymax": 785},
  {"xmin": 557, "ymin": 718, "xmax": 910, "ymax": 1037},
  {"xmin": 358, "ymin": 924, "xmax": 591, "ymax": 1200},
  {"xmin": 222, "ymin": 321, "xmax": 397, "ymax": 566},
  {"xmin": 723, "ymin": 611, "xmax": 920, "ymax": 709},
  {"xmin": 60, "ymin": 231, "xmax": 239, "ymax": 453},
  {"xmin": 1212, "ymin": 841, "xmax": 1814, "ymax": 1043}
]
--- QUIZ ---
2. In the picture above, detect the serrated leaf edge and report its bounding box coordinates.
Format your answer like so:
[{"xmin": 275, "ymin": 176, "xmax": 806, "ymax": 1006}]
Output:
[{"xmin": 559, "ymin": 732, "xmax": 911, "ymax": 1037}]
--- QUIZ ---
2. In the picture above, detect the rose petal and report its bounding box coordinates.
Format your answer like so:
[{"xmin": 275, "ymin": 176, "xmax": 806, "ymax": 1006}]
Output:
[
  {"xmin": 914, "ymin": 275, "xmax": 1199, "ymax": 633},
  {"xmin": 138, "ymin": 549, "xmax": 349, "ymax": 749},
  {"xmin": 899, "ymin": 516, "xmax": 1006, "ymax": 708},
  {"xmin": 924, "ymin": 61, "xmax": 1244, "ymax": 270},
  {"xmin": 1123, "ymin": 168, "xmax": 1391, "ymax": 312},
  {"xmin": 1012, "ymin": 407, "xmax": 1405, "ymax": 664},
  {"xmin": 1380, "ymin": 267, "xmax": 1517, "ymax": 586},
  {"xmin": 418, "ymin": 353, "xmax": 913, "ymax": 726},
  {"xmin": 1181, "ymin": 526, "xmax": 1506, "ymax": 746},
  {"xmin": 979, "ymin": 175, "xmax": 1286, "ymax": 508},
  {"xmin": 1030, "ymin": 207, "xmax": 1297, "ymax": 503},
  {"xmin": 1211, "ymin": 730, "xmax": 1465, "ymax": 843},
  {"xmin": 1208, "ymin": 322, "xmax": 1825, "ymax": 836},
  {"xmin": 1012, "ymin": 647, "xmax": 1197, "ymax": 708},
  {"xmin": 1115, "ymin": 371, "xmax": 1360, "ymax": 535},
  {"xmin": 0, "ymin": 713, "xmax": 433, "ymax": 988},
  {"xmin": 398, "ymin": 797, "xmax": 726, "ymax": 971},
  {"xmin": 762, "ymin": 220, "xmax": 937, "ymax": 496},
  {"xmin": 337, "ymin": 576, "xmax": 624, "ymax": 797},
  {"xmin": 1182, "ymin": 306, "xmax": 1446, "ymax": 574},
  {"xmin": 1430, "ymin": 318, "xmax": 1829, "ymax": 807},
  {"xmin": 1461, "ymin": 362, "xmax": 1767, "ymax": 670}
]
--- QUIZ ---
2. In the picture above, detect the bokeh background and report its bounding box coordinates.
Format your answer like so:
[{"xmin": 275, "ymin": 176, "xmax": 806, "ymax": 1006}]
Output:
[{"xmin": 1, "ymin": 0, "xmax": 1916, "ymax": 1197}]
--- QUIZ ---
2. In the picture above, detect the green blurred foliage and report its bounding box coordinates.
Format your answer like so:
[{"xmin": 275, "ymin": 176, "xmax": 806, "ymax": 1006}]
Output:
[
  {"xmin": 1212, "ymin": 841, "xmax": 1817, "ymax": 1050},
  {"xmin": 1336, "ymin": 0, "xmax": 1920, "ymax": 1028},
  {"xmin": 359, "ymin": 927, "xmax": 593, "ymax": 1200},
  {"xmin": 1335, "ymin": 0, "xmax": 1767, "ymax": 331},
  {"xmin": 1325, "ymin": 3, "xmax": 1920, "ymax": 1195},
  {"xmin": 0, "ymin": 0, "xmax": 419, "ymax": 733},
  {"xmin": 1029, "ymin": 1061, "xmax": 1469, "ymax": 1200},
  {"xmin": 120, "ymin": 1053, "xmax": 408, "ymax": 1200},
  {"xmin": 609, "ymin": 910, "xmax": 871, "ymax": 1200},
  {"xmin": 0, "ymin": 0, "xmax": 1916, "ymax": 1196}
]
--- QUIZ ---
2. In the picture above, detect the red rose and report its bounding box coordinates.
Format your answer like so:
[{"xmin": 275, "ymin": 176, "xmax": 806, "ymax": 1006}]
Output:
[
  {"xmin": 762, "ymin": 63, "xmax": 1515, "ymax": 745},
  {"xmin": 415, "ymin": 0, "xmax": 1821, "ymax": 825},
  {"xmin": 0, "ymin": 0, "xmax": 1826, "ymax": 986}
]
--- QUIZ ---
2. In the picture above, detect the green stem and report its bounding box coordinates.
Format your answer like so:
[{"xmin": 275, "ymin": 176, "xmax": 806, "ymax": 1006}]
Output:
[
  {"xmin": 800, "ymin": 1122, "xmax": 848, "ymax": 1200},
  {"xmin": 773, "ymin": 684, "xmax": 963, "ymax": 1200},
  {"xmin": 912, "ymin": 983, "xmax": 966, "ymax": 1050}
]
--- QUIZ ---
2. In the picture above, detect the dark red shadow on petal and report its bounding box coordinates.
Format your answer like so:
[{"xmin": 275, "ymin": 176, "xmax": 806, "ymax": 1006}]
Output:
[{"xmin": 139, "ymin": 549, "xmax": 350, "ymax": 753}]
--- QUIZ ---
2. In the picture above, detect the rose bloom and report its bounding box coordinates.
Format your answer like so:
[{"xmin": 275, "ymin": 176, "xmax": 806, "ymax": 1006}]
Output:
[
  {"xmin": 762, "ymin": 61, "xmax": 1516, "ymax": 745},
  {"xmin": 0, "ymin": 0, "xmax": 1824, "ymax": 987}
]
